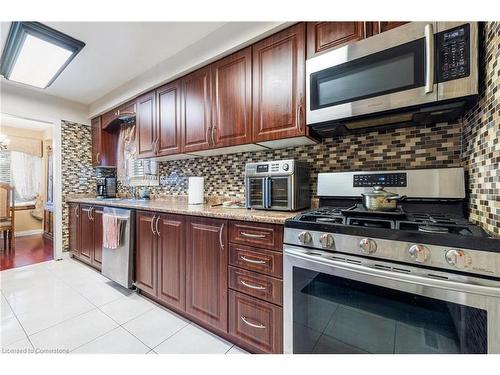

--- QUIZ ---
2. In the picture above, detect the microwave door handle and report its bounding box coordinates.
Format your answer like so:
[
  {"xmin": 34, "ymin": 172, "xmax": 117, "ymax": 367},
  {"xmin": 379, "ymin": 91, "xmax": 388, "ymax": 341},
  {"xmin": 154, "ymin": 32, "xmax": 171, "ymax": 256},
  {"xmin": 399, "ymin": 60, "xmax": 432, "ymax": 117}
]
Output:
[
  {"xmin": 424, "ymin": 23, "xmax": 435, "ymax": 94},
  {"xmin": 262, "ymin": 177, "xmax": 268, "ymax": 208}
]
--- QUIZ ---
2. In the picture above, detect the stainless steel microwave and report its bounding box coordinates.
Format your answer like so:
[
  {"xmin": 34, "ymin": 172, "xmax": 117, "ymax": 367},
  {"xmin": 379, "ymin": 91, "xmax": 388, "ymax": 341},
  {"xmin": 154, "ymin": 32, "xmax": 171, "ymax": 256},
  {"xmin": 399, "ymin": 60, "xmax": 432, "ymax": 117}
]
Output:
[
  {"xmin": 245, "ymin": 160, "xmax": 310, "ymax": 211},
  {"xmin": 306, "ymin": 22, "xmax": 478, "ymax": 136}
]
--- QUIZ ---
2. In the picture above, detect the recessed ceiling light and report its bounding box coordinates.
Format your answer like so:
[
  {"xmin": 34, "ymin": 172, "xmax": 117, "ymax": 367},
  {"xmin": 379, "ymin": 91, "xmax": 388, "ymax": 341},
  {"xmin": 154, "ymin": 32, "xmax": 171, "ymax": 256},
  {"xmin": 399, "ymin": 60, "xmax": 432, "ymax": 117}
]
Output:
[{"xmin": 0, "ymin": 22, "xmax": 85, "ymax": 89}]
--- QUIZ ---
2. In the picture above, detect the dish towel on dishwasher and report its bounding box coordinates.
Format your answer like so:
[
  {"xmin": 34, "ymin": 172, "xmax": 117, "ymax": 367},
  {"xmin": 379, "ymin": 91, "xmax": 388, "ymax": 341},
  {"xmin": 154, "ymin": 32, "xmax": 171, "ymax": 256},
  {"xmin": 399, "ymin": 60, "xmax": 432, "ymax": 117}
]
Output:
[{"xmin": 103, "ymin": 214, "xmax": 124, "ymax": 249}]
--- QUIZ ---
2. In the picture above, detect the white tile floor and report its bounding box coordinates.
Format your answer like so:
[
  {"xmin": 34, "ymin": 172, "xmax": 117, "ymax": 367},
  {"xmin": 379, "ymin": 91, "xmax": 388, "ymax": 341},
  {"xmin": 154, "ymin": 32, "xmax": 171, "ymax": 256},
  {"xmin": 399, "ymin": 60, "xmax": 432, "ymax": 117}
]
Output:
[{"xmin": 0, "ymin": 255, "xmax": 248, "ymax": 354}]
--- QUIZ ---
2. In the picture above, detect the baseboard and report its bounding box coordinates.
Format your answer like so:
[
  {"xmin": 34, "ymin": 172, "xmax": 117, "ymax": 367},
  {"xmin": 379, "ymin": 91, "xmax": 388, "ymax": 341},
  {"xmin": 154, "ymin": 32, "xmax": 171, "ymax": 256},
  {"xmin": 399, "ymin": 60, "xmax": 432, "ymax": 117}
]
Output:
[{"xmin": 6, "ymin": 229, "xmax": 44, "ymax": 238}]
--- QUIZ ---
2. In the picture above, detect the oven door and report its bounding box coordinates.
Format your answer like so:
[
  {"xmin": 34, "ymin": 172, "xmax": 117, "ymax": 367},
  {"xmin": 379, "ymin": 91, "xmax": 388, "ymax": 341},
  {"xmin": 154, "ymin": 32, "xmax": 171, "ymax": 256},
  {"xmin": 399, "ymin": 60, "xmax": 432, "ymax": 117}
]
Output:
[
  {"xmin": 246, "ymin": 177, "xmax": 266, "ymax": 209},
  {"xmin": 306, "ymin": 22, "xmax": 438, "ymax": 125},
  {"xmin": 284, "ymin": 246, "xmax": 500, "ymax": 354},
  {"xmin": 268, "ymin": 176, "xmax": 292, "ymax": 210}
]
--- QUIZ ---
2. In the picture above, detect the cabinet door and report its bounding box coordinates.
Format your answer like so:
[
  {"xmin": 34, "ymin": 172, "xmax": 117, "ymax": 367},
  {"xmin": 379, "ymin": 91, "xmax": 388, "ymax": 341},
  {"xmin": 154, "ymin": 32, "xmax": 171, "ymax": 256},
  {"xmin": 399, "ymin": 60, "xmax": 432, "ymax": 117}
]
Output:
[
  {"xmin": 366, "ymin": 21, "xmax": 409, "ymax": 37},
  {"xmin": 157, "ymin": 214, "xmax": 185, "ymax": 311},
  {"xmin": 92, "ymin": 206, "xmax": 103, "ymax": 270},
  {"xmin": 211, "ymin": 47, "xmax": 252, "ymax": 147},
  {"xmin": 306, "ymin": 22, "xmax": 365, "ymax": 58},
  {"xmin": 182, "ymin": 66, "xmax": 212, "ymax": 153},
  {"xmin": 91, "ymin": 117, "xmax": 101, "ymax": 167},
  {"xmin": 68, "ymin": 203, "xmax": 80, "ymax": 257},
  {"xmin": 186, "ymin": 217, "xmax": 228, "ymax": 332},
  {"xmin": 157, "ymin": 80, "xmax": 183, "ymax": 156},
  {"xmin": 135, "ymin": 211, "xmax": 158, "ymax": 296},
  {"xmin": 136, "ymin": 91, "xmax": 157, "ymax": 158},
  {"xmin": 252, "ymin": 23, "xmax": 306, "ymax": 142},
  {"xmin": 79, "ymin": 205, "xmax": 93, "ymax": 263}
]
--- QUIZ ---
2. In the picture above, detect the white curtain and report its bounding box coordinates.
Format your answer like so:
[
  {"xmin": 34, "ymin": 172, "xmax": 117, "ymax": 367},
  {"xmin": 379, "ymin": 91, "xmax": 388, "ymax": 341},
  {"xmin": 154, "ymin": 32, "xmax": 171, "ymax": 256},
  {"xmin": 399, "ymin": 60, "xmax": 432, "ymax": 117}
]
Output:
[{"xmin": 10, "ymin": 151, "xmax": 42, "ymax": 202}]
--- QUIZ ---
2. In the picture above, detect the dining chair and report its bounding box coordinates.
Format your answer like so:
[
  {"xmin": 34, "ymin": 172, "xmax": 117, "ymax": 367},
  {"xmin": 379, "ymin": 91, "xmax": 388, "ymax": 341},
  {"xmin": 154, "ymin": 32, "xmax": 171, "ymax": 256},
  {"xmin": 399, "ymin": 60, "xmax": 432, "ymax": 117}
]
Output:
[{"xmin": 0, "ymin": 183, "xmax": 15, "ymax": 251}]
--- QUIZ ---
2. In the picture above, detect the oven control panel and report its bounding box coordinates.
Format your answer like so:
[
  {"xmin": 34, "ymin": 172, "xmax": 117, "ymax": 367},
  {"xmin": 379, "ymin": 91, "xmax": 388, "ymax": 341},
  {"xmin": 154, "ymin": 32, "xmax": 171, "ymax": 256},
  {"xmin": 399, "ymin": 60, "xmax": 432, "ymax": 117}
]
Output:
[
  {"xmin": 353, "ymin": 172, "xmax": 407, "ymax": 187},
  {"xmin": 437, "ymin": 23, "xmax": 470, "ymax": 82}
]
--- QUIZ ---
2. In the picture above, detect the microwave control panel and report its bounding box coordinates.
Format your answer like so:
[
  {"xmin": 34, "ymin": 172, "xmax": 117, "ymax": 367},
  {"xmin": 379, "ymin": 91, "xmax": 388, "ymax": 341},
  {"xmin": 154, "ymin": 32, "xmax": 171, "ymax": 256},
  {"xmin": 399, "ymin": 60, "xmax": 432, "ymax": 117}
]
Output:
[
  {"xmin": 437, "ymin": 23, "xmax": 470, "ymax": 82},
  {"xmin": 353, "ymin": 173, "xmax": 407, "ymax": 187}
]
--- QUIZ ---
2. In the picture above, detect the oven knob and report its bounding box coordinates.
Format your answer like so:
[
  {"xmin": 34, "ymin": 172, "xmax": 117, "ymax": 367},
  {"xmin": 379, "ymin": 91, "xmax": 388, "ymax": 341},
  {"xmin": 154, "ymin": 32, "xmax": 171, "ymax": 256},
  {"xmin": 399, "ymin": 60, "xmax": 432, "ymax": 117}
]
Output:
[
  {"xmin": 359, "ymin": 238, "xmax": 377, "ymax": 254},
  {"xmin": 282, "ymin": 163, "xmax": 289, "ymax": 171},
  {"xmin": 408, "ymin": 245, "xmax": 430, "ymax": 263},
  {"xmin": 319, "ymin": 233, "xmax": 334, "ymax": 248},
  {"xmin": 445, "ymin": 249, "xmax": 472, "ymax": 269},
  {"xmin": 298, "ymin": 231, "xmax": 312, "ymax": 244}
]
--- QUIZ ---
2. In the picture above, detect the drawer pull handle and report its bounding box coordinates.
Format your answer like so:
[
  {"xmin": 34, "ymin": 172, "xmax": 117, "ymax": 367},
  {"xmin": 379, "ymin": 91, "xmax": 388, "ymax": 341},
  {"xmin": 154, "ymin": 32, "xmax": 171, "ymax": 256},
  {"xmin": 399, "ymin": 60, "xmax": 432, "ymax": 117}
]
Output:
[
  {"xmin": 241, "ymin": 316, "xmax": 266, "ymax": 329},
  {"xmin": 240, "ymin": 232, "xmax": 266, "ymax": 239},
  {"xmin": 240, "ymin": 255, "xmax": 267, "ymax": 264},
  {"xmin": 240, "ymin": 280, "xmax": 266, "ymax": 290}
]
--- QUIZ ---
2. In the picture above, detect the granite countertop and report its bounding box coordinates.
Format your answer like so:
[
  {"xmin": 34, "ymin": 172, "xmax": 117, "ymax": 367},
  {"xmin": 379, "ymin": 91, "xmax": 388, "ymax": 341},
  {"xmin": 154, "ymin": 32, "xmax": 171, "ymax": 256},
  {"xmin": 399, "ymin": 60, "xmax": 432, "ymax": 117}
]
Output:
[{"xmin": 66, "ymin": 196, "xmax": 302, "ymax": 225}]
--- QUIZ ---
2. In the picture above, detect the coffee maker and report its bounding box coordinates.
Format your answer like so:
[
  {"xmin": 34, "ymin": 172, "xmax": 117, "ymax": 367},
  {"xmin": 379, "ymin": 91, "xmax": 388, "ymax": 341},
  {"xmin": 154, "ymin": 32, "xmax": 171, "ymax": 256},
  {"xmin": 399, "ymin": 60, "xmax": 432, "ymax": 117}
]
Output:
[{"xmin": 96, "ymin": 177, "xmax": 117, "ymax": 198}]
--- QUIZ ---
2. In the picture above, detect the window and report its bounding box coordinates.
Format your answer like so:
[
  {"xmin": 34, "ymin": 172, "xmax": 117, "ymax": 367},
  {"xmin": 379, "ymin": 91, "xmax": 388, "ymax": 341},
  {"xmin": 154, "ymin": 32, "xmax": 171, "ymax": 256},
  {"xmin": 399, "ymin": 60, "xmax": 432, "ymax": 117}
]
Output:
[{"xmin": 0, "ymin": 150, "xmax": 42, "ymax": 204}]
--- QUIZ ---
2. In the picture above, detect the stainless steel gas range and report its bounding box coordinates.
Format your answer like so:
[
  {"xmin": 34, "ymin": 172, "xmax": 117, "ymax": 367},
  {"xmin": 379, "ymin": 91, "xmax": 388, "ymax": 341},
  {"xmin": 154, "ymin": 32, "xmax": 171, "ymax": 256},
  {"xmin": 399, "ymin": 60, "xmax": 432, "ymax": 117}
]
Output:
[{"xmin": 283, "ymin": 167, "xmax": 500, "ymax": 354}]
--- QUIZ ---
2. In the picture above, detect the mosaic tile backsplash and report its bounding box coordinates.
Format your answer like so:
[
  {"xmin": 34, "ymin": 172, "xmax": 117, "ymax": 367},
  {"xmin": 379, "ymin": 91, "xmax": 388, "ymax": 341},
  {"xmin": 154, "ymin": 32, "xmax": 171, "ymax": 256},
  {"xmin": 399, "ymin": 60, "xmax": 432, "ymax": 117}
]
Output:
[
  {"xmin": 462, "ymin": 22, "xmax": 500, "ymax": 236},
  {"xmin": 130, "ymin": 121, "xmax": 462, "ymax": 200},
  {"xmin": 61, "ymin": 120, "xmax": 96, "ymax": 249}
]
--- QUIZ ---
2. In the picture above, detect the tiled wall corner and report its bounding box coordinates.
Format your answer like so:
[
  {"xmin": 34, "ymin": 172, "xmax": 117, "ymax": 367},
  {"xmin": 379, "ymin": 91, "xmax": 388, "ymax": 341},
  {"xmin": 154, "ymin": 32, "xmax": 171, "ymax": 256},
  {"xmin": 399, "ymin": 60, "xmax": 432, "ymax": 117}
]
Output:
[
  {"xmin": 462, "ymin": 22, "xmax": 500, "ymax": 237},
  {"xmin": 61, "ymin": 120, "xmax": 96, "ymax": 250}
]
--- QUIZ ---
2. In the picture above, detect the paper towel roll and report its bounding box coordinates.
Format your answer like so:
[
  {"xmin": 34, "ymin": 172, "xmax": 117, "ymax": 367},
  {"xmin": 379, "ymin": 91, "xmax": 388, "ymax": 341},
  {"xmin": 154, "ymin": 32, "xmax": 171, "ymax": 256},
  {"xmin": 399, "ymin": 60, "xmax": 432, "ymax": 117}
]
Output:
[{"xmin": 188, "ymin": 177, "xmax": 204, "ymax": 205}]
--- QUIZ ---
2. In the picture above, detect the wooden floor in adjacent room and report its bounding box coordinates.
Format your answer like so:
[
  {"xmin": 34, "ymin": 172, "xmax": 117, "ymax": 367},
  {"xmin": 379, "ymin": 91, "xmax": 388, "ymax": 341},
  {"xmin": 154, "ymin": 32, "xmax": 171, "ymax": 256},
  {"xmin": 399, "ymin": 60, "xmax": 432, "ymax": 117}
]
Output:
[{"xmin": 0, "ymin": 235, "xmax": 53, "ymax": 271}]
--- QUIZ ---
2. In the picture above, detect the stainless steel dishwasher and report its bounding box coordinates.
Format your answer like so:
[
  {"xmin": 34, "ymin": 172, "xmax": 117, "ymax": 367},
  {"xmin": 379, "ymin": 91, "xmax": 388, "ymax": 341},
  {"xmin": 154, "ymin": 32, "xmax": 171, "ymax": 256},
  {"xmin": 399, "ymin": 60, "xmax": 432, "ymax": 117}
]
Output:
[{"xmin": 102, "ymin": 207, "xmax": 135, "ymax": 288}]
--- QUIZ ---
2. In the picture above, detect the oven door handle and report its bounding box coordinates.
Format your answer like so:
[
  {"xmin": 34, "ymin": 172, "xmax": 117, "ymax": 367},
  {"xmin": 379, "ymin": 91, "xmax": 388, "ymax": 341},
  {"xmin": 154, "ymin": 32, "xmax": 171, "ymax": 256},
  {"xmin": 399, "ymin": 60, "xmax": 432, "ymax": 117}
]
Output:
[{"xmin": 285, "ymin": 247, "xmax": 500, "ymax": 298}]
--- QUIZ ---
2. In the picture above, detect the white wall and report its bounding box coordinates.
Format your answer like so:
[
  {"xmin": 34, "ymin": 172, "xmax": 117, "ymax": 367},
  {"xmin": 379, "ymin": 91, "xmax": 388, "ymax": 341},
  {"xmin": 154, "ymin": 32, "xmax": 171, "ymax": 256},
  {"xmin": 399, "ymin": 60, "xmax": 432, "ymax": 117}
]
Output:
[
  {"xmin": 0, "ymin": 82, "xmax": 90, "ymax": 125},
  {"xmin": 89, "ymin": 22, "xmax": 291, "ymax": 117},
  {"xmin": 0, "ymin": 82, "xmax": 90, "ymax": 261}
]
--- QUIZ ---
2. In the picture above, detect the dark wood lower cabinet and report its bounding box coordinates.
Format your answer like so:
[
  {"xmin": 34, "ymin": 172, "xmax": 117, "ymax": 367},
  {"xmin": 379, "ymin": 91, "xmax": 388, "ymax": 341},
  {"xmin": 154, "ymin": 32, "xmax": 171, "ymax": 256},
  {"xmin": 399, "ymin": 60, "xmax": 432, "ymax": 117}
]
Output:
[
  {"xmin": 74, "ymin": 204, "xmax": 102, "ymax": 270},
  {"xmin": 68, "ymin": 203, "xmax": 80, "ymax": 257},
  {"xmin": 157, "ymin": 214, "xmax": 186, "ymax": 311},
  {"xmin": 229, "ymin": 290, "xmax": 283, "ymax": 354},
  {"xmin": 135, "ymin": 211, "xmax": 158, "ymax": 296},
  {"xmin": 79, "ymin": 204, "xmax": 94, "ymax": 264},
  {"xmin": 185, "ymin": 217, "xmax": 228, "ymax": 333}
]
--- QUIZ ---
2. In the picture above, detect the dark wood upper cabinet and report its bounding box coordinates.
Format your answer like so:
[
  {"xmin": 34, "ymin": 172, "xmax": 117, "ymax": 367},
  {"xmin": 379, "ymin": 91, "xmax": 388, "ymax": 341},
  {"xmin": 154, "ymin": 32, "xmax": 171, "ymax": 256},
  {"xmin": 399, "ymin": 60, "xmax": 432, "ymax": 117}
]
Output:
[
  {"xmin": 182, "ymin": 66, "xmax": 212, "ymax": 153},
  {"xmin": 157, "ymin": 80, "xmax": 183, "ymax": 156},
  {"xmin": 306, "ymin": 22, "xmax": 366, "ymax": 58},
  {"xmin": 69, "ymin": 203, "xmax": 80, "ymax": 257},
  {"xmin": 186, "ymin": 217, "xmax": 228, "ymax": 333},
  {"xmin": 157, "ymin": 214, "xmax": 186, "ymax": 311},
  {"xmin": 101, "ymin": 101, "xmax": 136, "ymax": 130},
  {"xmin": 252, "ymin": 23, "xmax": 306, "ymax": 143},
  {"xmin": 91, "ymin": 116, "xmax": 117, "ymax": 167},
  {"xmin": 366, "ymin": 21, "xmax": 409, "ymax": 37},
  {"xmin": 211, "ymin": 47, "xmax": 253, "ymax": 147},
  {"xmin": 135, "ymin": 211, "xmax": 158, "ymax": 296},
  {"xmin": 136, "ymin": 91, "xmax": 157, "ymax": 158}
]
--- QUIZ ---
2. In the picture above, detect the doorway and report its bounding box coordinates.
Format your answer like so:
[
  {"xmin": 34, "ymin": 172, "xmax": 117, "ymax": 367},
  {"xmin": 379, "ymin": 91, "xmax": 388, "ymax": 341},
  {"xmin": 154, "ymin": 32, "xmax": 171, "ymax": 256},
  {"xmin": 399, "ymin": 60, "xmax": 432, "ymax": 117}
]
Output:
[{"xmin": 0, "ymin": 113, "xmax": 62, "ymax": 270}]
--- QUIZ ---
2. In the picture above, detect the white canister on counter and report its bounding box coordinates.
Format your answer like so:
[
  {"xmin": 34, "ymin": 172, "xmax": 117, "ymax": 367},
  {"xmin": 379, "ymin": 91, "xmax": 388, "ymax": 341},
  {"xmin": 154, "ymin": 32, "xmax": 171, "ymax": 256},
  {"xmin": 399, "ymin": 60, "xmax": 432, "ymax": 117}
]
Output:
[{"xmin": 188, "ymin": 177, "xmax": 204, "ymax": 205}]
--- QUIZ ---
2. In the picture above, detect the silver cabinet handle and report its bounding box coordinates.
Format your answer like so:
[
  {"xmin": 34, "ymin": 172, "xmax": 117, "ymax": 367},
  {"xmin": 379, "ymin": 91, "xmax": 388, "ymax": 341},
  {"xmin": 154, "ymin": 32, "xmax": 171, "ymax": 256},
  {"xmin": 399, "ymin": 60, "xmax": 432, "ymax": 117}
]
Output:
[
  {"xmin": 240, "ymin": 255, "xmax": 267, "ymax": 265},
  {"xmin": 240, "ymin": 280, "xmax": 266, "ymax": 291},
  {"xmin": 155, "ymin": 215, "xmax": 160, "ymax": 236},
  {"xmin": 240, "ymin": 316, "xmax": 266, "ymax": 329},
  {"xmin": 424, "ymin": 23, "xmax": 435, "ymax": 94},
  {"xmin": 211, "ymin": 126, "xmax": 216, "ymax": 146},
  {"xmin": 219, "ymin": 223, "xmax": 224, "ymax": 250},
  {"xmin": 240, "ymin": 232, "xmax": 266, "ymax": 239},
  {"xmin": 87, "ymin": 207, "xmax": 91, "ymax": 220},
  {"xmin": 206, "ymin": 126, "xmax": 212, "ymax": 146},
  {"xmin": 74, "ymin": 206, "xmax": 79, "ymax": 218},
  {"xmin": 151, "ymin": 215, "xmax": 157, "ymax": 235},
  {"xmin": 91, "ymin": 207, "xmax": 95, "ymax": 221}
]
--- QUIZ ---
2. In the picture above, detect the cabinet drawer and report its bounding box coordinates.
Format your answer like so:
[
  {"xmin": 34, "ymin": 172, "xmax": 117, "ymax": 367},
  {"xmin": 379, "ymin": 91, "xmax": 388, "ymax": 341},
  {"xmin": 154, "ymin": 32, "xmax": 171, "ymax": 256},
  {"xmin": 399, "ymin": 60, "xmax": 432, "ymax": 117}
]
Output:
[
  {"xmin": 229, "ymin": 221, "xmax": 283, "ymax": 250},
  {"xmin": 229, "ymin": 244, "xmax": 283, "ymax": 278},
  {"xmin": 229, "ymin": 266, "xmax": 282, "ymax": 306},
  {"xmin": 229, "ymin": 291, "xmax": 283, "ymax": 354}
]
